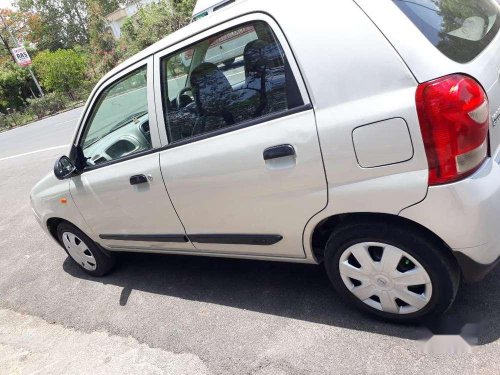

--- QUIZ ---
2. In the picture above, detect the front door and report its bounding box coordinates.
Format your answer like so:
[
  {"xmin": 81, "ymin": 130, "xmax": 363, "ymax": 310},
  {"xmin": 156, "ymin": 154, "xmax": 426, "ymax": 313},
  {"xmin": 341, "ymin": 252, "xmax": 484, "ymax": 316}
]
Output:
[
  {"xmin": 155, "ymin": 16, "xmax": 327, "ymax": 258},
  {"xmin": 70, "ymin": 59, "xmax": 194, "ymax": 252}
]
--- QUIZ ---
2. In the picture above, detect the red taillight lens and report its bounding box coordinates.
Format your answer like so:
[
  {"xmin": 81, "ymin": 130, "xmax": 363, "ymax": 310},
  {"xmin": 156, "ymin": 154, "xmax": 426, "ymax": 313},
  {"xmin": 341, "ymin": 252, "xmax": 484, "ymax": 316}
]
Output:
[{"xmin": 416, "ymin": 74, "xmax": 489, "ymax": 185}]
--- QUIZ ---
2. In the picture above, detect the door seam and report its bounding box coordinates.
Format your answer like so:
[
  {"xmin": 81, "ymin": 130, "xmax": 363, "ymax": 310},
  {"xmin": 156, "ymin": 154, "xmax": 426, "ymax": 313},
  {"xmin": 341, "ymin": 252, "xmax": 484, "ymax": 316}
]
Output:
[{"xmin": 156, "ymin": 152, "xmax": 195, "ymax": 247}]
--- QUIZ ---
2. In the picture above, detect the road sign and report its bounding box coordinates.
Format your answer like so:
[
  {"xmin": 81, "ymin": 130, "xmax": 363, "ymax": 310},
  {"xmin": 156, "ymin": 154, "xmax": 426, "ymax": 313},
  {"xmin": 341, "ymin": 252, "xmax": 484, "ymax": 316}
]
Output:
[{"xmin": 11, "ymin": 46, "xmax": 32, "ymax": 67}]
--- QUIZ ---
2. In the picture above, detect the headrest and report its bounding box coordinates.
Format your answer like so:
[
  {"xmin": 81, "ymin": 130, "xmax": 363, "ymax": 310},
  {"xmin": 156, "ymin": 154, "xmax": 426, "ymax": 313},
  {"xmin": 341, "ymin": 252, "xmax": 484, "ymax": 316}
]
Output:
[
  {"xmin": 244, "ymin": 40, "xmax": 273, "ymax": 76},
  {"xmin": 190, "ymin": 62, "xmax": 232, "ymax": 115}
]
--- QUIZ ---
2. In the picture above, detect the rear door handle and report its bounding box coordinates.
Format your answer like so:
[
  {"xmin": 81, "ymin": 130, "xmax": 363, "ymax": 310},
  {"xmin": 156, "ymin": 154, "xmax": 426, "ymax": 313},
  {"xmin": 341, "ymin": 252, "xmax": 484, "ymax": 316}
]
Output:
[
  {"xmin": 130, "ymin": 174, "xmax": 148, "ymax": 185},
  {"xmin": 263, "ymin": 144, "xmax": 296, "ymax": 161}
]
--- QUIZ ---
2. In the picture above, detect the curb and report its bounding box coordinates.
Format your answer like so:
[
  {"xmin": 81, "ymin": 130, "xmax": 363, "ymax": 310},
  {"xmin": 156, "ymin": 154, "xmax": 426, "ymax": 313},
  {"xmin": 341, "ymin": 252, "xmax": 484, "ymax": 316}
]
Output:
[{"xmin": 0, "ymin": 103, "xmax": 85, "ymax": 134}]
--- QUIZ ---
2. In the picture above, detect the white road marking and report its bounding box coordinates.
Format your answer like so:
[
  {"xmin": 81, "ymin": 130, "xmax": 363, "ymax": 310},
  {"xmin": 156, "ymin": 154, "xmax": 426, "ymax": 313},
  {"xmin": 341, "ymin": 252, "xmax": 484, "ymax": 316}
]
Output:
[{"xmin": 0, "ymin": 145, "xmax": 68, "ymax": 162}]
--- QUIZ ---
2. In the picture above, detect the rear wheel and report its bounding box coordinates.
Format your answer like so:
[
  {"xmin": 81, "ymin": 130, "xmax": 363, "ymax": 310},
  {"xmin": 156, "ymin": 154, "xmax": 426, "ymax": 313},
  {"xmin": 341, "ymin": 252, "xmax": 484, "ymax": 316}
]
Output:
[
  {"xmin": 57, "ymin": 222, "xmax": 116, "ymax": 277},
  {"xmin": 324, "ymin": 220, "xmax": 460, "ymax": 323}
]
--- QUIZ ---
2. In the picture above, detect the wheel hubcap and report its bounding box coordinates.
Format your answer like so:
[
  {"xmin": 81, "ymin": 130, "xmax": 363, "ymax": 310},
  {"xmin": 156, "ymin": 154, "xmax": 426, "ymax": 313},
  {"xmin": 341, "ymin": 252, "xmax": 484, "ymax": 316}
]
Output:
[
  {"xmin": 62, "ymin": 232, "xmax": 97, "ymax": 271},
  {"xmin": 338, "ymin": 242, "xmax": 432, "ymax": 315}
]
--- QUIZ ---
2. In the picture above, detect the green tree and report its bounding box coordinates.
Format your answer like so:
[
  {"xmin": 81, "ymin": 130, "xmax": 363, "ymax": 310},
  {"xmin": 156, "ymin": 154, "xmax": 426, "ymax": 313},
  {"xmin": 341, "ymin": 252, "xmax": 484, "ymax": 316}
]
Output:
[
  {"xmin": 16, "ymin": 0, "xmax": 88, "ymax": 50},
  {"xmin": 32, "ymin": 48, "xmax": 87, "ymax": 100},
  {"xmin": 172, "ymin": 0, "xmax": 197, "ymax": 26},
  {"xmin": 0, "ymin": 9, "xmax": 41, "ymax": 113},
  {"xmin": 15, "ymin": 0, "xmax": 119, "ymax": 51},
  {"xmin": 0, "ymin": 61, "xmax": 31, "ymax": 112},
  {"xmin": 86, "ymin": 0, "xmax": 120, "ymax": 78},
  {"xmin": 0, "ymin": 8, "xmax": 38, "ymax": 50},
  {"xmin": 119, "ymin": 0, "xmax": 195, "ymax": 58}
]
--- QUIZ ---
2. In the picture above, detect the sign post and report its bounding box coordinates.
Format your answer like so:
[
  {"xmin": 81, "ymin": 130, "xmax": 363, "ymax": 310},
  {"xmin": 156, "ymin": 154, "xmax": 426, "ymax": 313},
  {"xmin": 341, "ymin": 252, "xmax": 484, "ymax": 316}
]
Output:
[
  {"xmin": 0, "ymin": 12, "xmax": 44, "ymax": 97},
  {"xmin": 10, "ymin": 46, "xmax": 44, "ymax": 97},
  {"xmin": 12, "ymin": 46, "xmax": 32, "ymax": 67}
]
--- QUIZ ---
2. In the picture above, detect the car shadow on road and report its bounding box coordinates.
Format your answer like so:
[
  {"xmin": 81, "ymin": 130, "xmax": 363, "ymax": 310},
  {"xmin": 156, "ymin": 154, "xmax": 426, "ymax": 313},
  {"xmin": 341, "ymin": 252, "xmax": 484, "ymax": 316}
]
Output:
[{"xmin": 63, "ymin": 252, "xmax": 499, "ymax": 345}]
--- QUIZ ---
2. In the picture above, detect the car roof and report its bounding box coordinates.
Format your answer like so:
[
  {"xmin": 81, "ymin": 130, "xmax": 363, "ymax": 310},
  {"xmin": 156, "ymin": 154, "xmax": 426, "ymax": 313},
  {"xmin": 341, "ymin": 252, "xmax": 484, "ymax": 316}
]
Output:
[{"xmin": 192, "ymin": 0, "xmax": 234, "ymax": 16}]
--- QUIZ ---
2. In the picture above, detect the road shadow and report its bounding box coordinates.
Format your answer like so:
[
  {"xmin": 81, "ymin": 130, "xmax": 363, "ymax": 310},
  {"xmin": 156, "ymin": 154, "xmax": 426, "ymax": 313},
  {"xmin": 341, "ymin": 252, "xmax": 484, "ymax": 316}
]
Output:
[{"xmin": 63, "ymin": 252, "xmax": 499, "ymax": 345}]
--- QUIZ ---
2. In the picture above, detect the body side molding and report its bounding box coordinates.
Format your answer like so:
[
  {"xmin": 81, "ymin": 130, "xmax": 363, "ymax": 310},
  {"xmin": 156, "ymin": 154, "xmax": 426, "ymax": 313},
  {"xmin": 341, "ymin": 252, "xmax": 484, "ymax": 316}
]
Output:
[
  {"xmin": 189, "ymin": 234, "xmax": 283, "ymax": 246},
  {"xmin": 99, "ymin": 234, "xmax": 189, "ymax": 243}
]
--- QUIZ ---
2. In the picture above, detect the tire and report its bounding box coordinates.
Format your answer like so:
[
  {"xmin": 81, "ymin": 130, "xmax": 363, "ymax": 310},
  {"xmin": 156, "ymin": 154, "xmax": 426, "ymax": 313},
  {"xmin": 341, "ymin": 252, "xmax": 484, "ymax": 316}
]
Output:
[
  {"xmin": 222, "ymin": 57, "xmax": 235, "ymax": 67},
  {"xmin": 324, "ymin": 219, "xmax": 460, "ymax": 323},
  {"xmin": 57, "ymin": 222, "xmax": 116, "ymax": 277}
]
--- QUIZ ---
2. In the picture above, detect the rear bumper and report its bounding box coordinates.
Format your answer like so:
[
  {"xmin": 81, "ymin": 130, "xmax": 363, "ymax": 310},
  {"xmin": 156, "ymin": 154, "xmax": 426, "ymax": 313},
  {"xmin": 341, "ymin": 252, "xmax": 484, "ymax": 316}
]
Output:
[{"xmin": 400, "ymin": 153, "xmax": 500, "ymax": 282}]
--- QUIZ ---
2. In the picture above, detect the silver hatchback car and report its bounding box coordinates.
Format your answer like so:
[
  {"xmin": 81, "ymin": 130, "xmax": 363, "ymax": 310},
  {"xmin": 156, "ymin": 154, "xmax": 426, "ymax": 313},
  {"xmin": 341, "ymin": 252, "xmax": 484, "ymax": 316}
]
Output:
[{"xmin": 31, "ymin": 0, "xmax": 500, "ymax": 322}]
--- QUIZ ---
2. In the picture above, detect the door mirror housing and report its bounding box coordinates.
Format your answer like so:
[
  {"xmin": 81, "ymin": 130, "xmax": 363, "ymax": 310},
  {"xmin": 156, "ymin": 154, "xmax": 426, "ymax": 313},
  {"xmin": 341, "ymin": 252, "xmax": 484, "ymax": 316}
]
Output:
[{"xmin": 54, "ymin": 156, "xmax": 77, "ymax": 180}]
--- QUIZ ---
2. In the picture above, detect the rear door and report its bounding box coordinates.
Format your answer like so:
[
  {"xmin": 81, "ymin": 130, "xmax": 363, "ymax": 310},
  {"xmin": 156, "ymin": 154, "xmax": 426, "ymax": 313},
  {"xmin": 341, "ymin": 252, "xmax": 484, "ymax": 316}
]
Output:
[
  {"xmin": 153, "ymin": 14, "xmax": 328, "ymax": 258},
  {"xmin": 357, "ymin": 0, "xmax": 500, "ymax": 154}
]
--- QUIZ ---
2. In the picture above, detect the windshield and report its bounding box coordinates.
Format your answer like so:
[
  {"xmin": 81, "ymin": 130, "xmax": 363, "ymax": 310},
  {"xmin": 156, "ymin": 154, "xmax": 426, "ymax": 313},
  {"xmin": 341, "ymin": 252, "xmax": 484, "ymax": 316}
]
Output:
[{"xmin": 393, "ymin": 0, "xmax": 500, "ymax": 63}]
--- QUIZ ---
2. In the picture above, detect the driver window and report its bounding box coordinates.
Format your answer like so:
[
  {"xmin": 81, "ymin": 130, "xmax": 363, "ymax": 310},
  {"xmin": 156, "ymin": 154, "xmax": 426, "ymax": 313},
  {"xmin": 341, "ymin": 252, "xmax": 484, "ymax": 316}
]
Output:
[
  {"xmin": 161, "ymin": 21, "xmax": 300, "ymax": 143},
  {"xmin": 80, "ymin": 66, "xmax": 151, "ymax": 167}
]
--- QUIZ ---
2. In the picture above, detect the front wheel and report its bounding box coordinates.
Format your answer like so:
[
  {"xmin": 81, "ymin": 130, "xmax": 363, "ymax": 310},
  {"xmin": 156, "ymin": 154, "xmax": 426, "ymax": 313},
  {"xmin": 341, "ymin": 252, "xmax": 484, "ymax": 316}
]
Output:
[
  {"xmin": 324, "ymin": 220, "xmax": 460, "ymax": 323},
  {"xmin": 57, "ymin": 222, "xmax": 116, "ymax": 277}
]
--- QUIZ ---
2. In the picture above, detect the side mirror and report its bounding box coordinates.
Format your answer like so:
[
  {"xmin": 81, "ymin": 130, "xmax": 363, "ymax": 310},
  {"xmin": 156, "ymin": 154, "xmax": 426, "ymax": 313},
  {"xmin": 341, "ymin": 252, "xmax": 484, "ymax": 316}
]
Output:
[{"xmin": 54, "ymin": 156, "xmax": 77, "ymax": 180}]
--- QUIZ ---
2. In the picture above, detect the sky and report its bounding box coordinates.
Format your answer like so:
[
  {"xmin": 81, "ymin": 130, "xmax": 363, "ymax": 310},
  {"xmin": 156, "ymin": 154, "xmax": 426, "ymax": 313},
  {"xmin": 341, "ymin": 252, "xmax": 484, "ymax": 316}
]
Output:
[{"xmin": 0, "ymin": 0, "xmax": 13, "ymax": 10}]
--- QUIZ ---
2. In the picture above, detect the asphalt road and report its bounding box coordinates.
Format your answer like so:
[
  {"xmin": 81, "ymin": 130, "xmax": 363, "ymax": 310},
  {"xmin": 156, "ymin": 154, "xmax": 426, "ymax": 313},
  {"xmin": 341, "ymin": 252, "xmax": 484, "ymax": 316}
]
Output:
[
  {"xmin": 0, "ymin": 110, "xmax": 499, "ymax": 374},
  {"xmin": 0, "ymin": 108, "xmax": 82, "ymax": 161}
]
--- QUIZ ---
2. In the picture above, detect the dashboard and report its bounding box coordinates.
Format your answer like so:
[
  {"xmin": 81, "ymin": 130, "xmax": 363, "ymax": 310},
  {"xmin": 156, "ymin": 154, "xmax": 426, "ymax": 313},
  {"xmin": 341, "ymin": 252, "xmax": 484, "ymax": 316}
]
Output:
[{"xmin": 84, "ymin": 114, "xmax": 152, "ymax": 167}]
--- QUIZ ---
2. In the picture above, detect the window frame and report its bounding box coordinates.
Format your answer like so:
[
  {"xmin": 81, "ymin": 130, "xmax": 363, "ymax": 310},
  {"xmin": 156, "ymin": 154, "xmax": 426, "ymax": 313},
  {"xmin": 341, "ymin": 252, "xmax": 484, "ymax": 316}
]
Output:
[
  {"xmin": 72, "ymin": 57, "xmax": 161, "ymax": 173},
  {"xmin": 153, "ymin": 13, "xmax": 312, "ymax": 148}
]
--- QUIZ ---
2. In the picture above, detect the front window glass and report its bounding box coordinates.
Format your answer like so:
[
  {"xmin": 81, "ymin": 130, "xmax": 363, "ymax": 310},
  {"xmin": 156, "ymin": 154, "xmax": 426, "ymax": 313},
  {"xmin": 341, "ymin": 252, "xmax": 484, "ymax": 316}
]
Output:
[
  {"xmin": 80, "ymin": 67, "xmax": 152, "ymax": 166},
  {"xmin": 393, "ymin": 0, "xmax": 500, "ymax": 63},
  {"xmin": 161, "ymin": 21, "xmax": 301, "ymax": 143}
]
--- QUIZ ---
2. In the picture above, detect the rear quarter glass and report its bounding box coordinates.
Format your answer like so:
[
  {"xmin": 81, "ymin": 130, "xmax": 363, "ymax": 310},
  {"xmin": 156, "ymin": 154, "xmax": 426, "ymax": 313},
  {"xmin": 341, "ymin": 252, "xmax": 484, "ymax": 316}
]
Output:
[{"xmin": 393, "ymin": 0, "xmax": 500, "ymax": 63}]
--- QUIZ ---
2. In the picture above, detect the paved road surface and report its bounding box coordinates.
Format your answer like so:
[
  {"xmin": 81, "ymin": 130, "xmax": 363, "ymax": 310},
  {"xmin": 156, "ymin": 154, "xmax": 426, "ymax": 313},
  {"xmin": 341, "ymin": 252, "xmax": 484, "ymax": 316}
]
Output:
[
  {"xmin": 0, "ymin": 107, "xmax": 82, "ymax": 161},
  {"xmin": 0, "ymin": 110, "xmax": 498, "ymax": 374}
]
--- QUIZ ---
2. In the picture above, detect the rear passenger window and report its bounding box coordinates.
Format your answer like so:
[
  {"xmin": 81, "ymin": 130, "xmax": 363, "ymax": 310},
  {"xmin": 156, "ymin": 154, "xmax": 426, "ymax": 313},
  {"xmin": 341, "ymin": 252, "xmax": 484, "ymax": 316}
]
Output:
[
  {"xmin": 160, "ymin": 21, "xmax": 303, "ymax": 143},
  {"xmin": 393, "ymin": 0, "xmax": 500, "ymax": 63}
]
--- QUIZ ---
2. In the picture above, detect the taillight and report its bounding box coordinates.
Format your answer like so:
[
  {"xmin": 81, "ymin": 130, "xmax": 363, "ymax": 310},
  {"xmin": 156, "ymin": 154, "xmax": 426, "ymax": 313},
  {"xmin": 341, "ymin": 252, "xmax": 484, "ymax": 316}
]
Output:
[{"xmin": 416, "ymin": 74, "xmax": 489, "ymax": 186}]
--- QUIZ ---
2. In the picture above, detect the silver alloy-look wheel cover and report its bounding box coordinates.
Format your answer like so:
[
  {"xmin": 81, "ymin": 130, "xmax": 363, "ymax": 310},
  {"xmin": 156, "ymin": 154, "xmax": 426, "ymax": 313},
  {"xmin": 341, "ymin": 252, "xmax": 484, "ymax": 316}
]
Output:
[
  {"xmin": 339, "ymin": 242, "xmax": 432, "ymax": 315},
  {"xmin": 62, "ymin": 232, "xmax": 97, "ymax": 271}
]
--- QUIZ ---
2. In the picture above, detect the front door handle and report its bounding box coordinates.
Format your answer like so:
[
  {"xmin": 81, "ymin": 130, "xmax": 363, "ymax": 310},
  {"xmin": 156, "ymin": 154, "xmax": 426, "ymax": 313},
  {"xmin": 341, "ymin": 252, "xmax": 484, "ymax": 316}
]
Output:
[
  {"xmin": 130, "ymin": 174, "xmax": 148, "ymax": 185},
  {"xmin": 263, "ymin": 144, "xmax": 296, "ymax": 161}
]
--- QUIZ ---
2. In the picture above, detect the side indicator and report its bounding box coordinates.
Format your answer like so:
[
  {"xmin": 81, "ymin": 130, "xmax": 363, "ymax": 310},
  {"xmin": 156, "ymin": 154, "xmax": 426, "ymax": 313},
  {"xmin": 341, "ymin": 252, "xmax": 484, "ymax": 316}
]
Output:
[{"xmin": 60, "ymin": 198, "xmax": 68, "ymax": 205}]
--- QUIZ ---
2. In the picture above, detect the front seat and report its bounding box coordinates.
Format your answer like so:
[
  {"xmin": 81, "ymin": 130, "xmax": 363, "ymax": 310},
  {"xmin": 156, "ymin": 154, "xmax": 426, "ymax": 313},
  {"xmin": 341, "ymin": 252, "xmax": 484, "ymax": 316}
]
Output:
[
  {"xmin": 190, "ymin": 62, "xmax": 235, "ymax": 136},
  {"xmin": 243, "ymin": 39, "xmax": 289, "ymax": 116},
  {"xmin": 243, "ymin": 40, "xmax": 270, "ymax": 117}
]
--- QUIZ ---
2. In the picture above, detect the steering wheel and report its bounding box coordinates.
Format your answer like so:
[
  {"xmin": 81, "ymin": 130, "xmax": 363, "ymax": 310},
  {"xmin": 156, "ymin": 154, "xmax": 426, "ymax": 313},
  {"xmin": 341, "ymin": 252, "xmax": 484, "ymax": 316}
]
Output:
[{"xmin": 176, "ymin": 87, "xmax": 194, "ymax": 109}]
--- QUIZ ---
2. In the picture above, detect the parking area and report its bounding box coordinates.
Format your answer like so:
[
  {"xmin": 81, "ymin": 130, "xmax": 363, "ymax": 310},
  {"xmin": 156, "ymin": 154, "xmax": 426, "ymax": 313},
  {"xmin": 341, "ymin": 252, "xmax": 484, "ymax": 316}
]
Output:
[{"xmin": 0, "ymin": 111, "xmax": 499, "ymax": 374}]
